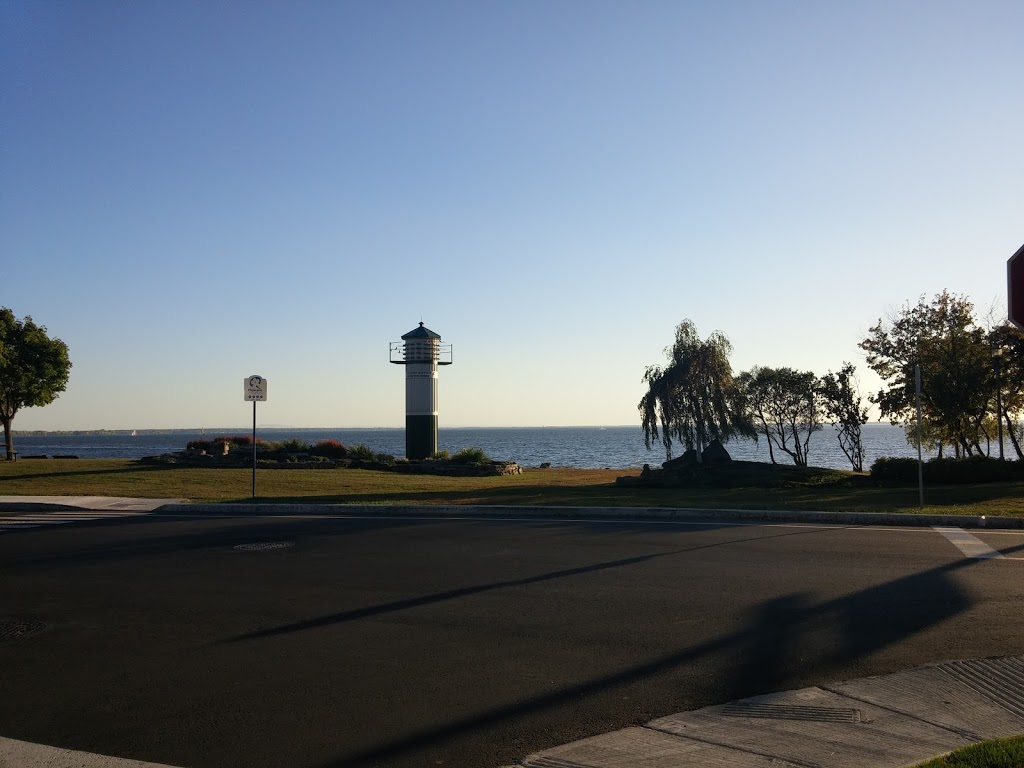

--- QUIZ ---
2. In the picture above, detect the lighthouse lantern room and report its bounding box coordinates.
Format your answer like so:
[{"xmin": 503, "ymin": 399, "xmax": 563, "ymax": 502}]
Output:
[{"xmin": 389, "ymin": 322, "xmax": 452, "ymax": 460}]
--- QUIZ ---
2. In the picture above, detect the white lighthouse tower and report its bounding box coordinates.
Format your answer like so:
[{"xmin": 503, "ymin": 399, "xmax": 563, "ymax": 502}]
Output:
[{"xmin": 389, "ymin": 322, "xmax": 452, "ymax": 460}]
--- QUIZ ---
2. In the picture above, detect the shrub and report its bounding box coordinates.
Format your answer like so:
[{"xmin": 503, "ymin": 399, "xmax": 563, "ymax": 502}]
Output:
[
  {"xmin": 186, "ymin": 439, "xmax": 214, "ymax": 452},
  {"xmin": 274, "ymin": 438, "xmax": 311, "ymax": 453},
  {"xmin": 451, "ymin": 447, "xmax": 491, "ymax": 464},
  {"xmin": 870, "ymin": 456, "xmax": 918, "ymax": 483},
  {"xmin": 311, "ymin": 439, "xmax": 348, "ymax": 459},
  {"xmin": 926, "ymin": 456, "xmax": 1024, "ymax": 484},
  {"xmin": 373, "ymin": 451, "xmax": 396, "ymax": 465},
  {"xmin": 210, "ymin": 435, "xmax": 265, "ymax": 448},
  {"xmin": 348, "ymin": 444, "xmax": 376, "ymax": 461},
  {"xmin": 429, "ymin": 450, "xmax": 451, "ymax": 460},
  {"xmin": 230, "ymin": 435, "xmax": 264, "ymax": 447},
  {"xmin": 871, "ymin": 455, "xmax": 1024, "ymax": 485}
]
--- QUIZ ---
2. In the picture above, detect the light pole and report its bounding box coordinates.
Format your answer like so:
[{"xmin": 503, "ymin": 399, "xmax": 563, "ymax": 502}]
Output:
[{"xmin": 993, "ymin": 347, "xmax": 1004, "ymax": 460}]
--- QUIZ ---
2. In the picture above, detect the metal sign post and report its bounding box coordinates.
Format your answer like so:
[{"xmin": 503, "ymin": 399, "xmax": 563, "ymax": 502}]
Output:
[
  {"xmin": 243, "ymin": 375, "xmax": 268, "ymax": 498},
  {"xmin": 915, "ymin": 364, "xmax": 924, "ymax": 508}
]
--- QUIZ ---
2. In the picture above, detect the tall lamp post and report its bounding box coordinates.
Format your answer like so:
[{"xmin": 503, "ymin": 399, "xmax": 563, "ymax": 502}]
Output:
[{"xmin": 993, "ymin": 347, "xmax": 1004, "ymax": 460}]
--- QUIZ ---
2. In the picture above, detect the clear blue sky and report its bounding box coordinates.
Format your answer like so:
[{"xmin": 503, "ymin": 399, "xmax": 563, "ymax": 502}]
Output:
[{"xmin": 2, "ymin": 0, "xmax": 1021, "ymax": 430}]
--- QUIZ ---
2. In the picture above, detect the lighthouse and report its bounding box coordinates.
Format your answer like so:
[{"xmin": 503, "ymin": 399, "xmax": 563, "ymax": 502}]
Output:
[{"xmin": 389, "ymin": 322, "xmax": 452, "ymax": 460}]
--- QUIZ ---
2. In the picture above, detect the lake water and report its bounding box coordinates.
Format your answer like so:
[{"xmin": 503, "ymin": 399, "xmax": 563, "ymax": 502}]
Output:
[{"xmin": 10, "ymin": 424, "xmax": 947, "ymax": 470}]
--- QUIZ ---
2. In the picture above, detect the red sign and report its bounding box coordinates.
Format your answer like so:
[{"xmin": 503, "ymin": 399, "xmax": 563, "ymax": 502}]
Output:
[{"xmin": 1011, "ymin": 244, "xmax": 1024, "ymax": 331}]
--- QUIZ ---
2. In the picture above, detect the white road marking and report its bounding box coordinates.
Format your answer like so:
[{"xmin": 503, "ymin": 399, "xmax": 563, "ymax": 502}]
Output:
[
  {"xmin": 0, "ymin": 511, "xmax": 147, "ymax": 533},
  {"xmin": 934, "ymin": 526, "xmax": 1005, "ymax": 559},
  {"xmin": 0, "ymin": 512, "xmax": 142, "ymax": 520}
]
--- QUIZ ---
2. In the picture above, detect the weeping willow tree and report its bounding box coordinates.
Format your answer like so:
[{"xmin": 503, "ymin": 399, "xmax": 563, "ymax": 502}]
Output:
[{"xmin": 639, "ymin": 320, "xmax": 754, "ymax": 461}]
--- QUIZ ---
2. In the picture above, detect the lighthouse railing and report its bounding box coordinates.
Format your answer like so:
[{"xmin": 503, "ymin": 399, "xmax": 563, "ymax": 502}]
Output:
[{"xmin": 389, "ymin": 341, "xmax": 453, "ymax": 365}]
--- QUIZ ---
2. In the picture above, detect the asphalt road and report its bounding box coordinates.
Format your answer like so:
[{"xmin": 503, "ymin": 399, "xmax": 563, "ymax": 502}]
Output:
[{"xmin": 2, "ymin": 509, "xmax": 1024, "ymax": 768}]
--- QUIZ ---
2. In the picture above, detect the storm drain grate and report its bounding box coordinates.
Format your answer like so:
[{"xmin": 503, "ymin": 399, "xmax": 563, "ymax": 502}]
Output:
[
  {"xmin": 938, "ymin": 658, "xmax": 1024, "ymax": 719},
  {"xmin": 0, "ymin": 619, "xmax": 47, "ymax": 640},
  {"xmin": 721, "ymin": 703, "xmax": 862, "ymax": 723},
  {"xmin": 233, "ymin": 542, "xmax": 295, "ymax": 551}
]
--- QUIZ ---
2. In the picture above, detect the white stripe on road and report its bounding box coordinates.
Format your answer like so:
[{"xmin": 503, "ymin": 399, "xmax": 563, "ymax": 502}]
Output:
[
  {"xmin": 0, "ymin": 511, "xmax": 147, "ymax": 533},
  {"xmin": 0, "ymin": 513, "xmax": 143, "ymax": 522},
  {"xmin": 934, "ymin": 527, "xmax": 1005, "ymax": 559},
  {"xmin": 0, "ymin": 514, "xmax": 144, "ymax": 520}
]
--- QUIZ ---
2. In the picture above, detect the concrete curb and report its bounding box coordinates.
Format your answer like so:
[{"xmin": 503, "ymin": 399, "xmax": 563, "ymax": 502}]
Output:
[
  {"xmin": 509, "ymin": 656, "xmax": 1024, "ymax": 768},
  {"xmin": 153, "ymin": 502, "xmax": 1024, "ymax": 529}
]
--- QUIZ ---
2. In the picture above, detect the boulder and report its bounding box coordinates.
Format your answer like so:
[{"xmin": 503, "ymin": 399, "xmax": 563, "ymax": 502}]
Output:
[
  {"xmin": 663, "ymin": 449, "xmax": 698, "ymax": 470},
  {"xmin": 702, "ymin": 440, "xmax": 732, "ymax": 464}
]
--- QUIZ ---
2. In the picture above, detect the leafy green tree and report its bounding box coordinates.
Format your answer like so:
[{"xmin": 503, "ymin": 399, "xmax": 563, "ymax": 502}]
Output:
[
  {"xmin": 639, "ymin": 320, "xmax": 753, "ymax": 461},
  {"xmin": 735, "ymin": 366, "xmax": 822, "ymax": 467},
  {"xmin": 859, "ymin": 291, "xmax": 991, "ymax": 457},
  {"xmin": 0, "ymin": 308, "xmax": 72, "ymax": 460},
  {"xmin": 818, "ymin": 363, "xmax": 869, "ymax": 472}
]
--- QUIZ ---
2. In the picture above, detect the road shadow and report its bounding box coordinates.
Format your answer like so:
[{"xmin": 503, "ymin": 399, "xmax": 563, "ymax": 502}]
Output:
[
  {"xmin": 313, "ymin": 539, "xmax": 1024, "ymax": 768},
  {"xmin": 224, "ymin": 526, "xmax": 835, "ymax": 644}
]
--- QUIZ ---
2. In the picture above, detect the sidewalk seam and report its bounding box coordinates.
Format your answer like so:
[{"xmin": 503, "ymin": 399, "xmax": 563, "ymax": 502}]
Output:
[
  {"xmin": 818, "ymin": 685, "xmax": 982, "ymax": 742},
  {"xmin": 640, "ymin": 724, "xmax": 820, "ymax": 768}
]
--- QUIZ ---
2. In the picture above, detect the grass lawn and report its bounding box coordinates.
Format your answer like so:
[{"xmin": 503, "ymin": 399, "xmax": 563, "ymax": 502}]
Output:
[
  {"xmin": 1, "ymin": 459, "xmax": 1023, "ymax": 516},
  {"xmin": 913, "ymin": 735, "xmax": 1024, "ymax": 767}
]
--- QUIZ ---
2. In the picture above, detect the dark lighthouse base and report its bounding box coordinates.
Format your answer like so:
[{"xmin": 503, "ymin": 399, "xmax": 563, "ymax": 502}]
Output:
[{"xmin": 406, "ymin": 415, "xmax": 438, "ymax": 460}]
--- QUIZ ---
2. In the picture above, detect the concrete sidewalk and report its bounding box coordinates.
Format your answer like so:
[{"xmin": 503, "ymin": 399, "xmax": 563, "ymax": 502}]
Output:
[
  {"xmin": 502, "ymin": 656, "xmax": 1024, "ymax": 768},
  {"xmin": 0, "ymin": 737, "xmax": 182, "ymax": 768},
  {"xmin": 0, "ymin": 496, "xmax": 185, "ymax": 512}
]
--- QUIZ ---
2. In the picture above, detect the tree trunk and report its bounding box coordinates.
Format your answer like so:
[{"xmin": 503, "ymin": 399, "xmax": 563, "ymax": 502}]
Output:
[
  {"xmin": 1, "ymin": 415, "xmax": 13, "ymax": 461},
  {"xmin": 1004, "ymin": 410, "xmax": 1024, "ymax": 460},
  {"xmin": 958, "ymin": 437, "xmax": 974, "ymax": 457}
]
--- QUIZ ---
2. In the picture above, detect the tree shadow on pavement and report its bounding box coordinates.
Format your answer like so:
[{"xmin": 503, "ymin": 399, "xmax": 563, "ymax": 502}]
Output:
[
  {"xmin": 313, "ymin": 540, "xmax": 1024, "ymax": 768},
  {"xmin": 223, "ymin": 525, "xmax": 834, "ymax": 644}
]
